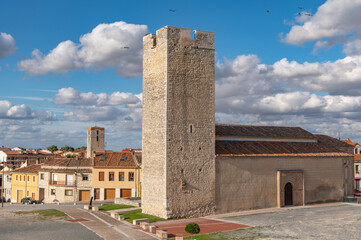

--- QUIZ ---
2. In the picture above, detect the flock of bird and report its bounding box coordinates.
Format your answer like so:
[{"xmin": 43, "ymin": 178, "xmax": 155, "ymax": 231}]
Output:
[
  {"xmin": 169, "ymin": 7, "xmax": 313, "ymax": 16},
  {"xmin": 266, "ymin": 6, "xmax": 313, "ymax": 16}
]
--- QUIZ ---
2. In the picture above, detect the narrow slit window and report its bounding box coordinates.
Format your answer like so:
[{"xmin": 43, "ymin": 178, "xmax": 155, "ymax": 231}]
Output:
[{"xmin": 190, "ymin": 125, "xmax": 193, "ymax": 133}]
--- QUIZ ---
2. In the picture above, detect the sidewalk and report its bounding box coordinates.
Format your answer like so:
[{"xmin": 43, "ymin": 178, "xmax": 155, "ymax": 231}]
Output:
[
  {"xmin": 62, "ymin": 208, "xmax": 157, "ymax": 240},
  {"xmin": 205, "ymin": 202, "xmax": 345, "ymax": 219}
]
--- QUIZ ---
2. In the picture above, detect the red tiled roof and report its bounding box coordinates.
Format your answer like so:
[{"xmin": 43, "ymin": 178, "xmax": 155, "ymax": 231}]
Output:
[
  {"xmin": 10, "ymin": 164, "xmax": 42, "ymax": 174},
  {"xmin": 342, "ymin": 138, "xmax": 359, "ymax": 146},
  {"xmin": 216, "ymin": 124, "xmax": 316, "ymax": 140},
  {"xmin": 93, "ymin": 151, "xmax": 138, "ymax": 168},
  {"xmin": 355, "ymin": 154, "xmax": 361, "ymax": 161},
  {"xmin": 40, "ymin": 168, "xmax": 92, "ymax": 173},
  {"xmin": 215, "ymin": 125, "xmax": 353, "ymax": 157},
  {"xmin": 43, "ymin": 158, "xmax": 91, "ymax": 167}
]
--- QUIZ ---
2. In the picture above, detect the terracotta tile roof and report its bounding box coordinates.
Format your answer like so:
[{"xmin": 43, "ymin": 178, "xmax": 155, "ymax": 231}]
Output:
[
  {"xmin": 215, "ymin": 126, "xmax": 353, "ymax": 157},
  {"xmin": 315, "ymin": 135, "xmax": 354, "ymax": 151},
  {"xmin": 93, "ymin": 151, "xmax": 138, "ymax": 168},
  {"xmin": 216, "ymin": 124, "xmax": 316, "ymax": 140},
  {"xmin": 40, "ymin": 168, "xmax": 92, "ymax": 173},
  {"xmin": 342, "ymin": 138, "xmax": 359, "ymax": 146},
  {"xmin": 43, "ymin": 158, "xmax": 91, "ymax": 167},
  {"xmin": 10, "ymin": 164, "xmax": 42, "ymax": 174}
]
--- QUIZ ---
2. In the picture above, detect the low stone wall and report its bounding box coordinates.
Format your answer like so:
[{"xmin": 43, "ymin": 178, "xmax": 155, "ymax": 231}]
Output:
[{"xmin": 114, "ymin": 197, "xmax": 141, "ymax": 207}]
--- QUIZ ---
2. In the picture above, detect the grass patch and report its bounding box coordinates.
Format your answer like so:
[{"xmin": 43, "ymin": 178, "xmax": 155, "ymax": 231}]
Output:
[
  {"xmin": 120, "ymin": 209, "xmax": 166, "ymax": 223},
  {"xmin": 98, "ymin": 204, "xmax": 134, "ymax": 211},
  {"xmin": 168, "ymin": 228, "xmax": 271, "ymax": 240},
  {"xmin": 15, "ymin": 209, "xmax": 67, "ymax": 220}
]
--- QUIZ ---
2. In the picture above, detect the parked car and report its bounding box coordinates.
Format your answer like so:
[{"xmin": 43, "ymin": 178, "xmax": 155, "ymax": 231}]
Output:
[{"xmin": 20, "ymin": 197, "xmax": 42, "ymax": 204}]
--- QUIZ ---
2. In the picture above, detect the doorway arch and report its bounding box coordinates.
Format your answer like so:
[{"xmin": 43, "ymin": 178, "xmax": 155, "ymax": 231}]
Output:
[{"xmin": 284, "ymin": 182, "xmax": 293, "ymax": 205}]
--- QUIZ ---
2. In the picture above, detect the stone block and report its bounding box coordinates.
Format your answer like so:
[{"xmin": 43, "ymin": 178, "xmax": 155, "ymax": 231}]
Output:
[
  {"xmin": 110, "ymin": 212, "xmax": 117, "ymax": 218},
  {"xmin": 83, "ymin": 205, "xmax": 89, "ymax": 210},
  {"xmin": 117, "ymin": 215, "xmax": 125, "ymax": 221},
  {"xmin": 140, "ymin": 222, "xmax": 150, "ymax": 230},
  {"xmin": 132, "ymin": 218, "xmax": 149, "ymax": 225},
  {"xmin": 175, "ymin": 237, "xmax": 184, "ymax": 240},
  {"xmin": 149, "ymin": 225, "xmax": 156, "ymax": 234},
  {"xmin": 92, "ymin": 206, "xmax": 98, "ymax": 211},
  {"xmin": 156, "ymin": 230, "xmax": 168, "ymax": 239}
]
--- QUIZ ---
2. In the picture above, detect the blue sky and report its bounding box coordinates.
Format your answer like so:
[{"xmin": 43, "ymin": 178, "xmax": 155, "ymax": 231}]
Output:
[{"xmin": 1, "ymin": 0, "xmax": 361, "ymax": 150}]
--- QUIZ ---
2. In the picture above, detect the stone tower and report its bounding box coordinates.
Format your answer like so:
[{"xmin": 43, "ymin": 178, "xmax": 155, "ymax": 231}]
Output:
[
  {"xmin": 87, "ymin": 126, "xmax": 105, "ymax": 158},
  {"xmin": 142, "ymin": 26, "xmax": 216, "ymax": 218}
]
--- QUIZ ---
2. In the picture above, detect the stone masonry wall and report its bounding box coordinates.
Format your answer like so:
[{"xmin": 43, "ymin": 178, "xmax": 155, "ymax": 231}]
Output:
[
  {"xmin": 215, "ymin": 156, "xmax": 354, "ymax": 213},
  {"xmin": 87, "ymin": 129, "xmax": 105, "ymax": 158},
  {"xmin": 142, "ymin": 26, "xmax": 216, "ymax": 218}
]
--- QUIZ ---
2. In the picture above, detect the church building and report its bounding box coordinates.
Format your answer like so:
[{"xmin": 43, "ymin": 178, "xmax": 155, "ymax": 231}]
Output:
[{"xmin": 141, "ymin": 26, "xmax": 354, "ymax": 219}]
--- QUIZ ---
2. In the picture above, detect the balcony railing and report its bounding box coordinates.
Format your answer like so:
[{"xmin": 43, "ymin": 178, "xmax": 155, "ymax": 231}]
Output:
[{"xmin": 49, "ymin": 180, "xmax": 75, "ymax": 186}]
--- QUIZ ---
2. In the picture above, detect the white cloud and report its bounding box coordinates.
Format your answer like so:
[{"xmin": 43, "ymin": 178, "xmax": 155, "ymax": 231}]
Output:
[
  {"xmin": 18, "ymin": 21, "xmax": 148, "ymax": 77},
  {"xmin": 63, "ymin": 106, "xmax": 123, "ymax": 122},
  {"xmin": 0, "ymin": 100, "xmax": 56, "ymax": 120},
  {"xmin": 284, "ymin": 0, "xmax": 361, "ymax": 46},
  {"xmin": 53, "ymin": 87, "xmax": 141, "ymax": 106},
  {"xmin": 0, "ymin": 32, "xmax": 17, "ymax": 59}
]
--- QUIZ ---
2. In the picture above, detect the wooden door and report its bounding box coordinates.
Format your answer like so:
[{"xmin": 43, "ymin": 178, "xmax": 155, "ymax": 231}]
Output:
[
  {"xmin": 17, "ymin": 190, "xmax": 23, "ymax": 203},
  {"xmin": 32, "ymin": 192, "xmax": 35, "ymax": 199},
  {"xmin": 79, "ymin": 190, "xmax": 90, "ymax": 201},
  {"xmin": 39, "ymin": 188, "xmax": 45, "ymax": 201},
  {"xmin": 284, "ymin": 182, "xmax": 293, "ymax": 205},
  {"xmin": 121, "ymin": 189, "xmax": 131, "ymax": 198},
  {"xmin": 104, "ymin": 189, "xmax": 115, "ymax": 200},
  {"xmin": 94, "ymin": 188, "xmax": 100, "ymax": 200}
]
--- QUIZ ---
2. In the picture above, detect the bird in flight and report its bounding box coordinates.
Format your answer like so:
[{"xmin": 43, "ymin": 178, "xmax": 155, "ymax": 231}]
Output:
[
  {"xmin": 123, "ymin": 47, "xmax": 129, "ymax": 49},
  {"xmin": 266, "ymin": 10, "xmax": 270, "ymax": 13},
  {"xmin": 298, "ymin": 7, "xmax": 303, "ymax": 9},
  {"xmin": 169, "ymin": 9, "xmax": 176, "ymax": 12}
]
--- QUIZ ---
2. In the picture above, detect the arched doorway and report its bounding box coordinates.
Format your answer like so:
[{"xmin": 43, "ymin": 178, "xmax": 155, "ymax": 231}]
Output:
[{"xmin": 284, "ymin": 182, "xmax": 293, "ymax": 205}]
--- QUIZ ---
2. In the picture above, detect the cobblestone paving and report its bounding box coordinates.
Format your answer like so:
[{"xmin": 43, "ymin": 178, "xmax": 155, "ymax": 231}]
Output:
[{"xmin": 217, "ymin": 204, "xmax": 361, "ymax": 240}]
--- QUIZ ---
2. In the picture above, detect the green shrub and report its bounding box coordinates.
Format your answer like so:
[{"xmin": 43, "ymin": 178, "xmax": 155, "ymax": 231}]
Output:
[{"xmin": 185, "ymin": 222, "xmax": 200, "ymax": 234}]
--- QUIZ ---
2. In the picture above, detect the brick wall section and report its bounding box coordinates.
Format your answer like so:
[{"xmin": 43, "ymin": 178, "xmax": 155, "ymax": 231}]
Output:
[
  {"xmin": 142, "ymin": 26, "xmax": 216, "ymax": 218},
  {"xmin": 215, "ymin": 156, "xmax": 354, "ymax": 213}
]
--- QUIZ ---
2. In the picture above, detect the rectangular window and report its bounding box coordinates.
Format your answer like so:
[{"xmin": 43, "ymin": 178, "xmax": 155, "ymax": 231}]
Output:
[
  {"xmin": 27, "ymin": 190, "xmax": 29, "ymax": 196},
  {"xmin": 357, "ymin": 165, "xmax": 359, "ymax": 173},
  {"xmin": 20, "ymin": 175, "xmax": 22, "ymax": 181},
  {"xmin": 53, "ymin": 174, "xmax": 58, "ymax": 184},
  {"xmin": 27, "ymin": 176, "xmax": 29, "ymax": 181},
  {"xmin": 33, "ymin": 176, "xmax": 35, "ymax": 182},
  {"xmin": 65, "ymin": 190, "xmax": 73, "ymax": 196},
  {"xmin": 99, "ymin": 172, "xmax": 104, "ymax": 181},
  {"xmin": 129, "ymin": 172, "xmax": 134, "ymax": 181},
  {"xmin": 51, "ymin": 189, "xmax": 56, "ymax": 195},
  {"xmin": 82, "ymin": 174, "xmax": 88, "ymax": 181},
  {"xmin": 40, "ymin": 173, "xmax": 44, "ymax": 180},
  {"xmin": 16, "ymin": 175, "xmax": 18, "ymax": 181},
  {"xmin": 109, "ymin": 172, "xmax": 114, "ymax": 181},
  {"xmin": 119, "ymin": 172, "xmax": 124, "ymax": 181}
]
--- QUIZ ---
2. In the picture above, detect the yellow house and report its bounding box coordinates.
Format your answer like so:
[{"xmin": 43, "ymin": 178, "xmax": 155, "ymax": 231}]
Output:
[
  {"xmin": 11, "ymin": 164, "xmax": 41, "ymax": 203},
  {"xmin": 92, "ymin": 150, "xmax": 141, "ymax": 201}
]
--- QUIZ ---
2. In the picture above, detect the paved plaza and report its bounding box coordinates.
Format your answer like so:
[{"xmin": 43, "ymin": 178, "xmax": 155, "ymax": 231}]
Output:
[{"xmin": 213, "ymin": 203, "xmax": 361, "ymax": 240}]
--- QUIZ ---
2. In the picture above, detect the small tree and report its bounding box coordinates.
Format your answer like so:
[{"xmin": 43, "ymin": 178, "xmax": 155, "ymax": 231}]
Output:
[
  {"xmin": 47, "ymin": 145, "xmax": 58, "ymax": 152},
  {"xmin": 61, "ymin": 146, "xmax": 74, "ymax": 152},
  {"xmin": 185, "ymin": 222, "xmax": 200, "ymax": 234},
  {"xmin": 65, "ymin": 154, "xmax": 73, "ymax": 158}
]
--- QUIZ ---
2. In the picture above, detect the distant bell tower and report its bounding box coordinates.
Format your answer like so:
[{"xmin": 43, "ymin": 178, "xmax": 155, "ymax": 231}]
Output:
[
  {"xmin": 142, "ymin": 26, "xmax": 216, "ymax": 219},
  {"xmin": 87, "ymin": 126, "xmax": 105, "ymax": 158}
]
